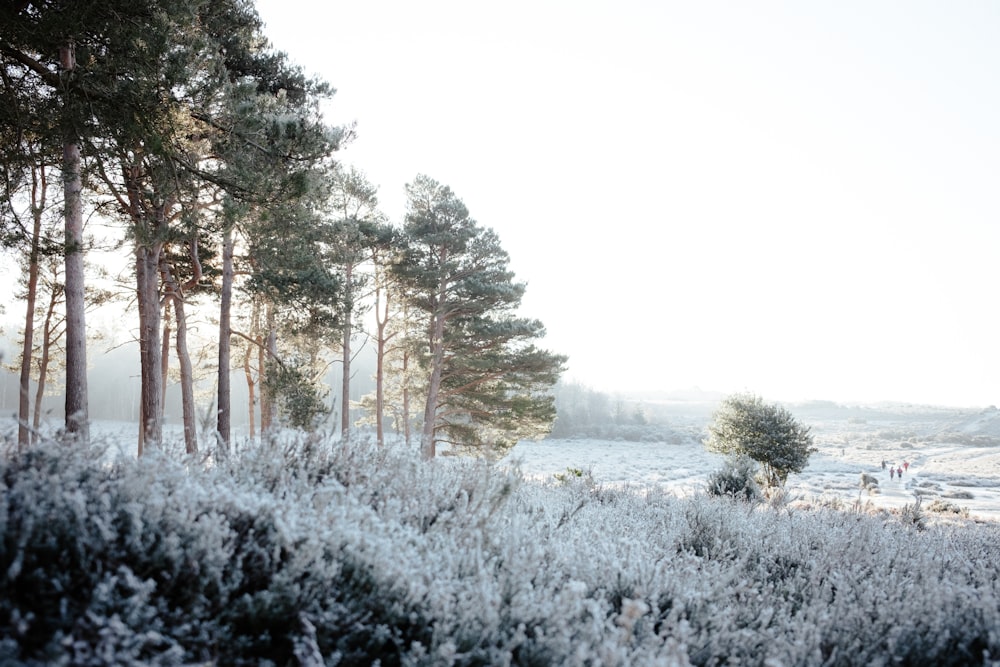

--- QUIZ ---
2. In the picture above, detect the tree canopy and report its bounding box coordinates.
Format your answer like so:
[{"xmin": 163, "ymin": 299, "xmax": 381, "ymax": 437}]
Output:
[
  {"xmin": 704, "ymin": 392, "xmax": 816, "ymax": 488},
  {"xmin": 2, "ymin": 5, "xmax": 566, "ymax": 460},
  {"xmin": 394, "ymin": 175, "xmax": 566, "ymax": 458}
]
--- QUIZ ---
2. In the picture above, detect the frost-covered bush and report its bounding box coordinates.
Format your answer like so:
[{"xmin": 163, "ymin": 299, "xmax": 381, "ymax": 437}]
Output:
[
  {"xmin": 925, "ymin": 498, "xmax": 968, "ymax": 516},
  {"xmin": 706, "ymin": 455, "xmax": 761, "ymax": 502},
  {"xmin": 899, "ymin": 497, "xmax": 927, "ymax": 531},
  {"xmin": 2, "ymin": 431, "xmax": 1000, "ymax": 666},
  {"xmin": 859, "ymin": 472, "xmax": 880, "ymax": 494},
  {"xmin": 0, "ymin": 438, "xmax": 433, "ymax": 665}
]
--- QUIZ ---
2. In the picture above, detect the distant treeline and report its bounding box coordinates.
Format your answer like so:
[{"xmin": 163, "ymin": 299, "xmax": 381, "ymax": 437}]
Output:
[{"xmin": 548, "ymin": 381, "xmax": 699, "ymax": 443}]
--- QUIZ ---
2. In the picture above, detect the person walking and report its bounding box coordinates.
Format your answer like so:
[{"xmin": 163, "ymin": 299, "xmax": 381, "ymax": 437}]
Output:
[{"xmin": 890, "ymin": 467, "xmax": 895, "ymax": 480}]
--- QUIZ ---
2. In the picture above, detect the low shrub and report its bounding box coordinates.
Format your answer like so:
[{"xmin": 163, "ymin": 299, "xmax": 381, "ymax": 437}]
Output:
[
  {"xmin": 2, "ymin": 432, "xmax": 999, "ymax": 665},
  {"xmin": 706, "ymin": 456, "xmax": 762, "ymax": 502},
  {"xmin": 925, "ymin": 498, "xmax": 968, "ymax": 516}
]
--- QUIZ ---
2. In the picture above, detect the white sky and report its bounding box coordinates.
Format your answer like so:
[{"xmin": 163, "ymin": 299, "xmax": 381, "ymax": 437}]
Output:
[
  {"xmin": 251, "ymin": 0, "xmax": 1000, "ymax": 407},
  {"xmin": 3, "ymin": 2, "xmax": 995, "ymax": 409}
]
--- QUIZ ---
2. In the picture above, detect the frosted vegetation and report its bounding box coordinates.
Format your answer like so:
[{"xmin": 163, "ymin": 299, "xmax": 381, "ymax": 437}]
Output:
[{"xmin": 2, "ymin": 430, "xmax": 999, "ymax": 666}]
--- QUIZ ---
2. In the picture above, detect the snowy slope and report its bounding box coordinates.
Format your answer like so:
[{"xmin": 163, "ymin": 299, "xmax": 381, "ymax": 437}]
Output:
[{"xmin": 504, "ymin": 403, "xmax": 1000, "ymax": 521}]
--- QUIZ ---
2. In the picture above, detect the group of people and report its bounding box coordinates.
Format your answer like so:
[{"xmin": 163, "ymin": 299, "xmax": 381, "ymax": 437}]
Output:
[{"xmin": 881, "ymin": 459, "xmax": 910, "ymax": 480}]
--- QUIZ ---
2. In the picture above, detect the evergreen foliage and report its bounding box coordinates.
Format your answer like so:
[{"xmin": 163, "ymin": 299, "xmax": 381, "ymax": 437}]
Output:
[
  {"xmin": 705, "ymin": 392, "xmax": 817, "ymax": 487},
  {"xmin": 394, "ymin": 175, "xmax": 566, "ymax": 457},
  {"xmin": 263, "ymin": 358, "xmax": 329, "ymax": 431},
  {"xmin": 1, "ymin": 0, "xmax": 345, "ymax": 446}
]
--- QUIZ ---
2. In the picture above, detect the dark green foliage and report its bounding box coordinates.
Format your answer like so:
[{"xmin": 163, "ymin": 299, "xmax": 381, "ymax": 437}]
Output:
[
  {"xmin": 705, "ymin": 392, "xmax": 816, "ymax": 487},
  {"xmin": 263, "ymin": 358, "xmax": 329, "ymax": 430},
  {"xmin": 395, "ymin": 175, "xmax": 566, "ymax": 455}
]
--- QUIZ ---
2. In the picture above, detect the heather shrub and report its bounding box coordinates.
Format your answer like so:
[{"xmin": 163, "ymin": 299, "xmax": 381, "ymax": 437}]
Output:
[
  {"xmin": 2, "ymin": 431, "xmax": 999, "ymax": 665},
  {"xmin": 706, "ymin": 455, "xmax": 761, "ymax": 502},
  {"xmin": 899, "ymin": 497, "xmax": 928, "ymax": 531},
  {"xmin": 925, "ymin": 498, "xmax": 968, "ymax": 516},
  {"xmin": 0, "ymin": 438, "xmax": 432, "ymax": 665}
]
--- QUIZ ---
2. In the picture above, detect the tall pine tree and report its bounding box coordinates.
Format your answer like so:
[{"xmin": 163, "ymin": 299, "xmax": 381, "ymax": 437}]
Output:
[{"xmin": 394, "ymin": 175, "xmax": 565, "ymax": 459}]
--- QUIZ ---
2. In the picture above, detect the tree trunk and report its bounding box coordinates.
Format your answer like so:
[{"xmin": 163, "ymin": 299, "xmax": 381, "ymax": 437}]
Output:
[
  {"xmin": 161, "ymin": 237, "xmax": 201, "ymax": 455},
  {"xmin": 257, "ymin": 331, "xmax": 269, "ymax": 434},
  {"xmin": 402, "ymin": 346, "xmax": 411, "ymax": 447},
  {"xmin": 32, "ymin": 282, "xmax": 59, "ymax": 434},
  {"xmin": 61, "ymin": 42, "xmax": 89, "ymax": 442},
  {"xmin": 244, "ymin": 339, "xmax": 256, "ymax": 440},
  {"xmin": 374, "ymin": 289, "xmax": 388, "ymax": 448},
  {"xmin": 340, "ymin": 264, "xmax": 352, "ymax": 441},
  {"xmin": 265, "ymin": 318, "xmax": 278, "ymax": 433},
  {"xmin": 17, "ymin": 165, "xmax": 45, "ymax": 450},
  {"xmin": 259, "ymin": 301, "xmax": 277, "ymax": 435},
  {"xmin": 172, "ymin": 293, "xmax": 196, "ymax": 454},
  {"xmin": 136, "ymin": 240, "xmax": 163, "ymax": 451},
  {"xmin": 160, "ymin": 302, "xmax": 171, "ymax": 411},
  {"xmin": 216, "ymin": 222, "xmax": 234, "ymax": 452},
  {"xmin": 420, "ymin": 310, "xmax": 446, "ymax": 460}
]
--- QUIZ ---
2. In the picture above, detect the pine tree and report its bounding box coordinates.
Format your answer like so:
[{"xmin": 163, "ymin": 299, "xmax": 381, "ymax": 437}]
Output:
[
  {"xmin": 394, "ymin": 175, "xmax": 565, "ymax": 458},
  {"xmin": 326, "ymin": 165, "xmax": 387, "ymax": 441},
  {"xmin": 3, "ymin": 0, "xmax": 342, "ymax": 450}
]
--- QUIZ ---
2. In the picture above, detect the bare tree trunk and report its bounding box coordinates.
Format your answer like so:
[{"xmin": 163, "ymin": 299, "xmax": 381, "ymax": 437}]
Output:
[
  {"xmin": 244, "ymin": 339, "xmax": 256, "ymax": 440},
  {"xmin": 259, "ymin": 302, "xmax": 277, "ymax": 435},
  {"xmin": 160, "ymin": 302, "xmax": 171, "ymax": 411},
  {"xmin": 420, "ymin": 309, "xmax": 446, "ymax": 460},
  {"xmin": 257, "ymin": 331, "xmax": 269, "ymax": 434},
  {"xmin": 136, "ymin": 240, "xmax": 163, "ymax": 451},
  {"xmin": 172, "ymin": 294, "xmax": 196, "ymax": 454},
  {"xmin": 216, "ymin": 222, "xmax": 234, "ymax": 452},
  {"xmin": 340, "ymin": 265, "xmax": 352, "ymax": 441},
  {"xmin": 374, "ymin": 290, "xmax": 387, "ymax": 448},
  {"xmin": 265, "ymin": 312, "xmax": 278, "ymax": 434},
  {"xmin": 32, "ymin": 284, "xmax": 59, "ymax": 433},
  {"xmin": 17, "ymin": 165, "xmax": 45, "ymax": 450},
  {"xmin": 61, "ymin": 41, "xmax": 88, "ymax": 442},
  {"xmin": 402, "ymin": 346, "xmax": 411, "ymax": 447},
  {"xmin": 160, "ymin": 264, "xmax": 195, "ymax": 454},
  {"xmin": 162, "ymin": 236, "xmax": 202, "ymax": 455},
  {"xmin": 373, "ymin": 283, "xmax": 398, "ymax": 449}
]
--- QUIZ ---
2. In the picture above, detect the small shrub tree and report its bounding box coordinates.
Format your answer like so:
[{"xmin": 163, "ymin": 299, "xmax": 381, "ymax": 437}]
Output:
[
  {"xmin": 706, "ymin": 455, "xmax": 762, "ymax": 502},
  {"xmin": 704, "ymin": 392, "xmax": 816, "ymax": 488}
]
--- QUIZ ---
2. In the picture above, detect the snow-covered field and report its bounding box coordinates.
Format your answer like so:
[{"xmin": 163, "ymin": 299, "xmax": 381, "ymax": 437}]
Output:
[
  {"xmin": 503, "ymin": 402, "xmax": 1000, "ymax": 522},
  {"xmin": 6, "ymin": 401, "xmax": 1000, "ymax": 522}
]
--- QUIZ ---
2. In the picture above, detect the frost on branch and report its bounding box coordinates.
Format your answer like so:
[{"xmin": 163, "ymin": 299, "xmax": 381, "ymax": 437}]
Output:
[{"xmin": 0, "ymin": 431, "xmax": 997, "ymax": 665}]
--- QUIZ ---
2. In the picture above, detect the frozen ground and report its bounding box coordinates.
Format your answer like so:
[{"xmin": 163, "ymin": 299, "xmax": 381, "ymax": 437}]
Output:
[
  {"xmin": 503, "ymin": 402, "xmax": 1000, "ymax": 522},
  {"xmin": 4, "ymin": 402, "xmax": 1000, "ymax": 521}
]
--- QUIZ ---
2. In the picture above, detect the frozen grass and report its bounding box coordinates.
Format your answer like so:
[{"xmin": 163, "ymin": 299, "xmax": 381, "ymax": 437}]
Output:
[{"xmin": 2, "ymin": 430, "xmax": 999, "ymax": 666}]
